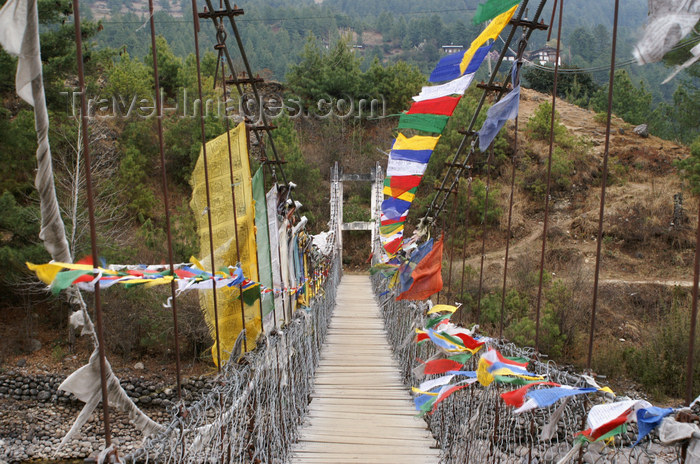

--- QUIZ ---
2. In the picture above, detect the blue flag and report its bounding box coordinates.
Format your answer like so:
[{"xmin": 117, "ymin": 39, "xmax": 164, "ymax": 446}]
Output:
[
  {"xmin": 635, "ymin": 407, "xmax": 673, "ymax": 446},
  {"xmin": 430, "ymin": 43, "xmax": 493, "ymax": 83},
  {"xmin": 382, "ymin": 197, "xmax": 412, "ymax": 220},
  {"xmin": 526, "ymin": 387, "xmax": 597, "ymax": 408},
  {"xmin": 477, "ymin": 63, "xmax": 521, "ymax": 151},
  {"xmin": 399, "ymin": 238, "xmax": 434, "ymax": 292}
]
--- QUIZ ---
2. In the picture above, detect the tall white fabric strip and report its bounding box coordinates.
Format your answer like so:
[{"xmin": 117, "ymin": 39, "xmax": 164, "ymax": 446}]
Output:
[
  {"xmin": 413, "ymin": 73, "xmax": 476, "ymax": 102},
  {"xmin": 387, "ymin": 158, "xmax": 428, "ymax": 177}
]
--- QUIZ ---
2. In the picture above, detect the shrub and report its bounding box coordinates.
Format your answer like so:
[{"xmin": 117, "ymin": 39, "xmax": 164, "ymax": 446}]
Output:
[{"xmin": 526, "ymin": 102, "xmax": 568, "ymax": 142}]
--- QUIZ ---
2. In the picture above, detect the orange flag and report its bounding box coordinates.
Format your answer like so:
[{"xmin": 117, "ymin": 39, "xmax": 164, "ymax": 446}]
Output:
[{"xmin": 397, "ymin": 238, "xmax": 443, "ymax": 301}]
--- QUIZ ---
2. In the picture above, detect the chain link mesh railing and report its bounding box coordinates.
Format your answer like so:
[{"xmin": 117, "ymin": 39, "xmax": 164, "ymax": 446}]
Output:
[{"xmin": 371, "ymin": 273, "xmax": 687, "ymax": 464}]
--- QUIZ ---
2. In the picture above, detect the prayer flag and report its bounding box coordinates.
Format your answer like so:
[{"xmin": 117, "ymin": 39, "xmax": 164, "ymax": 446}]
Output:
[
  {"xmin": 398, "ymin": 113, "xmax": 450, "ymax": 134},
  {"xmin": 190, "ymin": 123, "xmax": 262, "ymax": 364},
  {"xmin": 501, "ymin": 381, "xmax": 560, "ymax": 408},
  {"xmin": 399, "ymin": 238, "xmax": 434, "ymax": 293},
  {"xmin": 427, "ymin": 304, "xmax": 459, "ymax": 314},
  {"xmin": 423, "ymin": 358, "xmax": 464, "ymax": 375},
  {"xmin": 382, "ymin": 234, "xmax": 404, "ymax": 256},
  {"xmin": 406, "ymin": 96, "xmax": 462, "ymax": 117},
  {"xmin": 460, "ymin": 5, "xmax": 518, "ymax": 75},
  {"xmin": 414, "ymin": 73, "xmax": 476, "ymax": 102},
  {"xmin": 473, "ymin": 0, "xmax": 521, "ymax": 24},
  {"xmin": 477, "ymin": 63, "xmax": 521, "ymax": 151},
  {"xmin": 382, "ymin": 197, "xmax": 412, "ymax": 220},
  {"xmin": 252, "ymin": 167, "xmax": 274, "ymax": 322},
  {"xmin": 389, "ymin": 148, "xmax": 434, "ymax": 164},
  {"xmin": 384, "ymin": 175, "xmax": 422, "ymax": 193},
  {"xmin": 515, "ymin": 386, "xmax": 597, "ymax": 413},
  {"xmin": 430, "ymin": 379, "xmax": 478, "ymax": 413},
  {"xmin": 635, "ymin": 407, "xmax": 673, "ymax": 445},
  {"xmin": 381, "ymin": 210, "xmax": 408, "ymax": 225},
  {"xmin": 396, "ymin": 238, "xmax": 444, "ymax": 301},
  {"xmin": 430, "ymin": 43, "xmax": 493, "ymax": 82},
  {"xmin": 391, "ymin": 133, "xmax": 441, "ymax": 152},
  {"xmin": 387, "ymin": 158, "xmax": 428, "ymax": 177},
  {"xmin": 383, "ymin": 186, "xmax": 416, "ymax": 202}
]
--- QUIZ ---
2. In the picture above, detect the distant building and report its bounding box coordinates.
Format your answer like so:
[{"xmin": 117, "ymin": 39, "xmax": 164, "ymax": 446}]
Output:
[
  {"xmin": 502, "ymin": 48, "xmax": 517, "ymax": 62},
  {"xmin": 528, "ymin": 47, "xmax": 561, "ymax": 65},
  {"xmin": 441, "ymin": 44, "xmax": 464, "ymax": 55}
]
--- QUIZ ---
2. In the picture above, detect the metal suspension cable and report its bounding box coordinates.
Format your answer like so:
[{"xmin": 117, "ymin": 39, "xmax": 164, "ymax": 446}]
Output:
[
  {"xmin": 459, "ymin": 176, "xmax": 473, "ymax": 311},
  {"xmin": 446, "ymin": 184, "xmax": 459, "ymax": 303},
  {"xmin": 533, "ymin": 0, "xmax": 564, "ymax": 353},
  {"xmin": 189, "ymin": 0, "xmax": 224, "ymax": 368},
  {"xmin": 217, "ymin": 28, "xmax": 254, "ymax": 352},
  {"xmin": 147, "ymin": 0, "xmax": 184, "ymax": 402},
  {"xmin": 71, "ymin": 0, "xmax": 112, "ymax": 448},
  {"xmin": 202, "ymin": 0, "xmax": 302, "ymax": 223},
  {"xmin": 475, "ymin": 146, "xmax": 494, "ymax": 324},
  {"xmin": 586, "ymin": 0, "xmax": 620, "ymax": 371},
  {"xmin": 499, "ymin": 39, "xmax": 526, "ymax": 339}
]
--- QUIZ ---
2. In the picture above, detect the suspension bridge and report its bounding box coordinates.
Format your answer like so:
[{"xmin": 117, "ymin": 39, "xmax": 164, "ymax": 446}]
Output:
[{"xmin": 2, "ymin": 0, "xmax": 700, "ymax": 462}]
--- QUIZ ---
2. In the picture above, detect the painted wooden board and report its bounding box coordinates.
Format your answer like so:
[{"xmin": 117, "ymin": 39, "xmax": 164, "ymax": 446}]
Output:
[{"xmin": 291, "ymin": 274, "xmax": 440, "ymax": 464}]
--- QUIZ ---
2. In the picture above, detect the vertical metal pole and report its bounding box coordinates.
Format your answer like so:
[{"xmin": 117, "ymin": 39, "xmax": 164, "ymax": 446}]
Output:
[
  {"xmin": 190, "ymin": 0, "xmax": 223, "ymax": 368},
  {"xmin": 534, "ymin": 0, "xmax": 563, "ymax": 352},
  {"xmin": 148, "ymin": 0, "xmax": 183, "ymax": 401},
  {"xmin": 546, "ymin": 0, "xmax": 558, "ymax": 42},
  {"xmin": 499, "ymin": 115, "xmax": 518, "ymax": 339},
  {"xmin": 219, "ymin": 50, "xmax": 250, "ymax": 352},
  {"xmin": 587, "ymin": 0, "xmax": 620, "ymax": 370},
  {"xmin": 686, "ymin": 201, "xmax": 700, "ymax": 404},
  {"xmin": 459, "ymin": 179, "xmax": 473, "ymax": 313},
  {"xmin": 71, "ymin": 0, "xmax": 111, "ymax": 446},
  {"xmin": 476, "ymin": 147, "xmax": 494, "ymax": 324},
  {"xmin": 446, "ymin": 185, "xmax": 459, "ymax": 303}
]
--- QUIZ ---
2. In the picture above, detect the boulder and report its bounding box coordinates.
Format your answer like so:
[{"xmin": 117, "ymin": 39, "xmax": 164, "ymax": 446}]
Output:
[{"xmin": 633, "ymin": 124, "xmax": 649, "ymax": 138}]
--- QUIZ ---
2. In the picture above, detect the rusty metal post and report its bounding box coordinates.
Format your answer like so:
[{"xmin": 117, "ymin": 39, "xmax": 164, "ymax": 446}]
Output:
[
  {"xmin": 534, "ymin": 0, "xmax": 563, "ymax": 352},
  {"xmin": 147, "ymin": 0, "xmax": 183, "ymax": 401},
  {"xmin": 71, "ymin": 0, "xmax": 112, "ymax": 447},
  {"xmin": 587, "ymin": 0, "xmax": 620, "ymax": 370},
  {"xmin": 190, "ymin": 0, "xmax": 224, "ymax": 367}
]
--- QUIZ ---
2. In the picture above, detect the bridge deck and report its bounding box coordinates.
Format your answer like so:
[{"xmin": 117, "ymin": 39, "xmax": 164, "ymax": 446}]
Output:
[{"xmin": 292, "ymin": 274, "xmax": 440, "ymax": 464}]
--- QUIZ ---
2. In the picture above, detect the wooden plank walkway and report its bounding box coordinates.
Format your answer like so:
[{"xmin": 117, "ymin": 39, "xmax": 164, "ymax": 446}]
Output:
[{"xmin": 292, "ymin": 274, "xmax": 440, "ymax": 464}]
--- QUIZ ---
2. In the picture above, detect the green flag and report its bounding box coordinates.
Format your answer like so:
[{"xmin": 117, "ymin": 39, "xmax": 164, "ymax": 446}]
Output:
[
  {"xmin": 398, "ymin": 113, "xmax": 450, "ymax": 134},
  {"xmin": 252, "ymin": 167, "xmax": 274, "ymax": 319},
  {"xmin": 473, "ymin": 0, "xmax": 520, "ymax": 24}
]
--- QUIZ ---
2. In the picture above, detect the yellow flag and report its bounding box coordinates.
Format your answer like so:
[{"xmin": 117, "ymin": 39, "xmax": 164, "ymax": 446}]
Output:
[
  {"xmin": 190, "ymin": 122, "xmax": 261, "ymax": 366},
  {"xmin": 391, "ymin": 133, "xmax": 441, "ymax": 152},
  {"xmin": 427, "ymin": 304, "xmax": 459, "ymax": 315},
  {"xmin": 460, "ymin": 5, "xmax": 518, "ymax": 74}
]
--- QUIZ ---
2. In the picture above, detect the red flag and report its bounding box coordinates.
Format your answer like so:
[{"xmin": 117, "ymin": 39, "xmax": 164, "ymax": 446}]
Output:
[
  {"xmin": 500, "ymin": 381, "xmax": 560, "ymax": 408},
  {"xmin": 577, "ymin": 411, "xmax": 630, "ymax": 442},
  {"xmin": 397, "ymin": 238, "xmax": 444, "ymax": 300},
  {"xmin": 423, "ymin": 358, "xmax": 463, "ymax": 375},
  {"xmin": 451, "ymin": 332, "xmax": 486, "ymax": 351},
  {"xmin": 407, "ymin": 96, "xmax": 462, "ymax": 116}
]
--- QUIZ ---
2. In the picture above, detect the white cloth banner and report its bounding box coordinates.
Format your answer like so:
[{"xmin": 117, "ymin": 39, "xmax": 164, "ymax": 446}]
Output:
[
  {"xmin": 266, "ymin": 188, "xmax": 284, "ymax": 330},
  {"xmin": 413, "ymin": 73, "xmax": 475, "ymax": 102},
  {"xmin": 279, "ymin": 220, "xmax": 291, "ymax": 320},
  {"xmin": 387, "ymin": 158, "xmax": 428, "ymax": 177}
]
